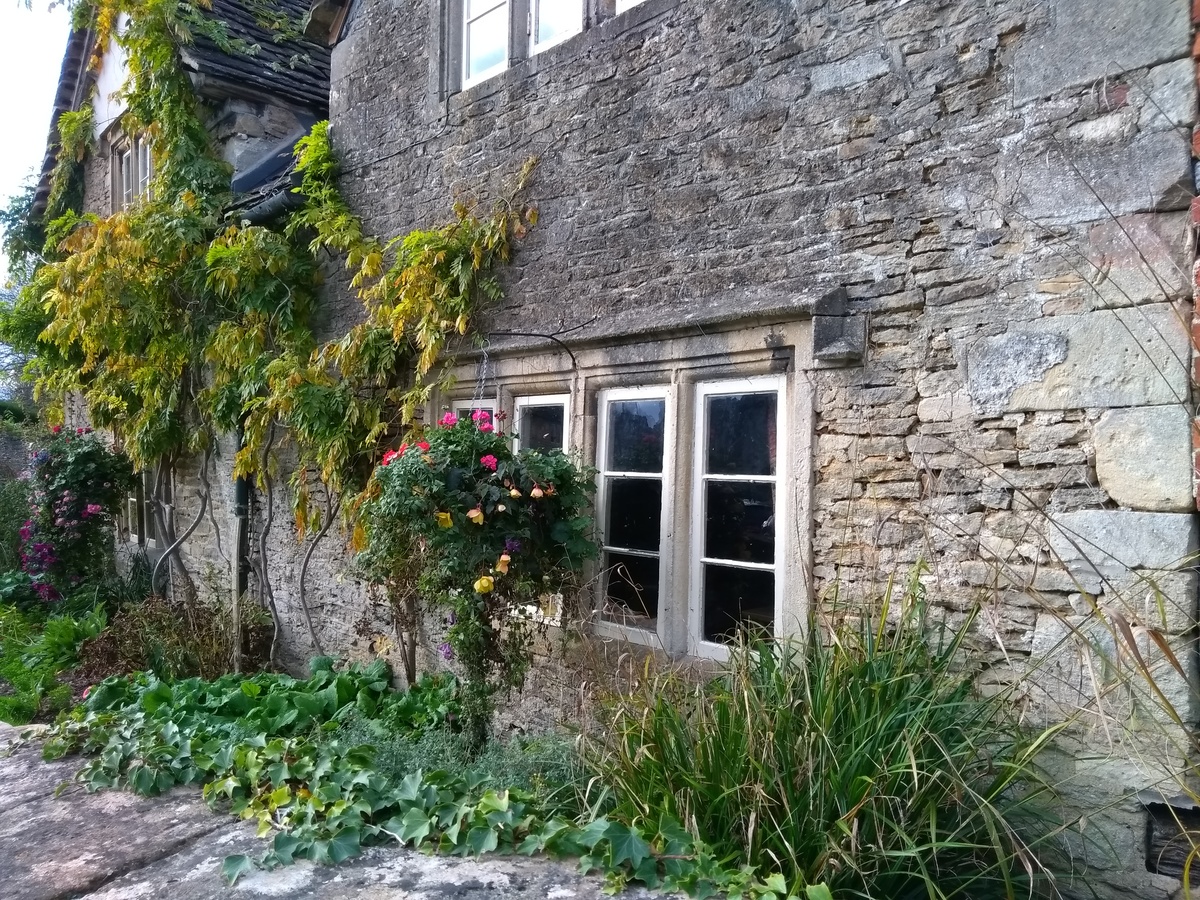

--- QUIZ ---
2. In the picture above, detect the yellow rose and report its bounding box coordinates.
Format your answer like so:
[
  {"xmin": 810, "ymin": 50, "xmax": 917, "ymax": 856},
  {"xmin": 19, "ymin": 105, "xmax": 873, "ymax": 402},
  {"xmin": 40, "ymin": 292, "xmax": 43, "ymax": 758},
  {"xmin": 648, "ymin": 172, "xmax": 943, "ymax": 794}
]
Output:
[
  {"xmin": 435, "ymin": 511, "xmax": 452, "ymax": 528},
  {"xmin": 474, "ymin": 575, "xmax": 495, "ymax": 594},
  {"xmin": 467, "ymin": 507, "xmax": 484, "ymax": 525}
]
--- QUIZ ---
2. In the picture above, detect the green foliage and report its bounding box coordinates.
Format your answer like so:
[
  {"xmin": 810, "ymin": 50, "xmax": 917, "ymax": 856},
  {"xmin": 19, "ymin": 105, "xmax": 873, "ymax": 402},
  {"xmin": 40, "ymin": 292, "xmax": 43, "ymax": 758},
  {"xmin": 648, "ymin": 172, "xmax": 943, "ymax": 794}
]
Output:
[
  {"xmin": 21, "ymin": 426, "xmax": 134, "ymax": 601},
  {"xmin": 589, "ymin": 578, "xmax": 1071, "ymax": 900},
  {"xmin": 0, "ymin": 478, "xmax": 31, "ymax": 573},
  {"xmin": 0, "ymin": 181, "xmax": 45, "ymax": 281},
  {"xmin": 359, "ymin": 412, "xmax": 596, "ymax": 749},
  {"xmin": 44, "ymin": 660, "xmax": 809, "ymax": 899},
  {"xmin": 0, "ymin": 603, "xmax": 98, "ymax": 725},
  {"xmin": 44, "ymin": 106, "xmax": 95, "ymax": 223}
]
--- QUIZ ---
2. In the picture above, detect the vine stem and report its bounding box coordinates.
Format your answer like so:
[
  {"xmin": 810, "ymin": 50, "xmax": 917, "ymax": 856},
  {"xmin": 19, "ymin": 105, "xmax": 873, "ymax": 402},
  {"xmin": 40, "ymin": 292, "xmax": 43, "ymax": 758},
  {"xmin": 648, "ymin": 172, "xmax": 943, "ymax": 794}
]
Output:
[
  {"xmin": 255, "ymin": 423, "xmax": 281, "ymax": 668},
  {"xmin": 297, "ymin": 487, "xmax": 339, "ymax": 657},
  {"xmin": 151, "ymin": 445, "xmax": 211, "ymax": 597}
]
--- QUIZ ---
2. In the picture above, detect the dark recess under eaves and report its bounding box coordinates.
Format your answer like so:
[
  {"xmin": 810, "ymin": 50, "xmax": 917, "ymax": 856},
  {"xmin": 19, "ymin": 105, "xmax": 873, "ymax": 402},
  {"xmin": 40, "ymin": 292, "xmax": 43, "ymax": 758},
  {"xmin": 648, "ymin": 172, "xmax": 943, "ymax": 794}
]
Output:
[{"xmin": 187, "ymin": 0, "xmax": 331, "ymax": 113}]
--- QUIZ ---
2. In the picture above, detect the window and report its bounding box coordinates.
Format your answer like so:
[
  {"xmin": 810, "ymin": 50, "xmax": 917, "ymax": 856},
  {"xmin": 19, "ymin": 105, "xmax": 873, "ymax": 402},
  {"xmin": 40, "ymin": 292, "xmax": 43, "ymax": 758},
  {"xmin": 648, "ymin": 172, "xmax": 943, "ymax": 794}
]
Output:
[
  {"xmin": 112, "ymin": 135, "xmax": 154, "ymax": 212},
  {"xmin": 453, "ymin": 400, "xmax": 496, "ymax": 423},
  {"xmin": 435, "ymin": 318, "xmax": 812, "ymax": 659},
  {"xmin": 689, "ymin": 378, "xmax": 784, "ymax": 653},
  {"xmin": 596, "ymin": 387, "xmax": 670, "ymax": 633},
  {"xmin": 532, "ymin": 0, "xmax": 584, "ymax": 53},
  {"xmin": 463, "ymin": 0, "xmax": 509, "ymax": 86},
  {"xmin": 513, "ymin": 393, "xmax": 570, "ymax": 452},
  {"xmin": 125, "ymin": 470, "xmax": 170, "ymax": 548},
  {"xmin": 456, "ymin": 0, "xmax": 585, "ymax": 89}
]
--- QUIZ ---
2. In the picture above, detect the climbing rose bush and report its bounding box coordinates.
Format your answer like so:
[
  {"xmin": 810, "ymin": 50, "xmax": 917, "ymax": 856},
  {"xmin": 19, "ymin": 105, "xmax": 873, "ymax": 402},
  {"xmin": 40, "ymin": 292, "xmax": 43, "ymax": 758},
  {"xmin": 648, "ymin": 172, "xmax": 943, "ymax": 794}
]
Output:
[
  {"xmin": 359, "ymin": 409, "xmax": 596, "ymax": 749},
  {"xmin": 21, "ymin": 426, "xmax": 134, "ymax": 602}
]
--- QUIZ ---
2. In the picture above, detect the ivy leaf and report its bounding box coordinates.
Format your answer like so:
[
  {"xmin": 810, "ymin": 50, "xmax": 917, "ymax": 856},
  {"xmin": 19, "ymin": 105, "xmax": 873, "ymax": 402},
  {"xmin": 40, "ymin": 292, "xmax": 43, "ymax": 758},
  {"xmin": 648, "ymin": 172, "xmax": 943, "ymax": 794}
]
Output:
[
  {"xmin": 464, "ymin": 825, "xmax": 499, "ymax": 856},
  {"xmin": 605, "ymin": 821, "xmax": 651, "ymax": 869},
  {"xmin": 222, "ymin": 854, "xmax": 256, "ymax": 885}
]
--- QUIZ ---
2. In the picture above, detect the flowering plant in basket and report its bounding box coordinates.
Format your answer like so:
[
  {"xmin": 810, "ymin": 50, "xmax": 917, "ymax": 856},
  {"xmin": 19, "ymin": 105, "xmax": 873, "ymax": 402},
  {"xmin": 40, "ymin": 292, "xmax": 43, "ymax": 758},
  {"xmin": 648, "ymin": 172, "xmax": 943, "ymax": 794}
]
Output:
[{"xmin": 358, "ymin": 409, "xmax": 596, "ymax": 750}]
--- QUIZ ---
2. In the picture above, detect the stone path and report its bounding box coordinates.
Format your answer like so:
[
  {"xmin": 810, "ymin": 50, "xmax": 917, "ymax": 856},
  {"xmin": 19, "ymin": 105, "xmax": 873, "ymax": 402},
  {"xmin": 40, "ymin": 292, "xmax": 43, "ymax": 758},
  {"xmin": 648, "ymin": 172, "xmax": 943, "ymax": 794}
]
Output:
[{"xmin": 0, "ymin": 723, "xmax": 652, "ymax": 900}]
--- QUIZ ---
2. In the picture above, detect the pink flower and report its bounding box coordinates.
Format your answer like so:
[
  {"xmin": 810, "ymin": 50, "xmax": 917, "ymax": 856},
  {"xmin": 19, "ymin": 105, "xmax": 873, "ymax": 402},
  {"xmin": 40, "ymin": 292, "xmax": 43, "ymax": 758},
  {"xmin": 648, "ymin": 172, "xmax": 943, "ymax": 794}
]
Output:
[
  {"xmin": 480, "ymin": 454, "xmax": 498, "ymax": 471},
  {"xmin": 479, "ymin": 422, "xmax": 494, "ymax": 433},
  {"xmin": 439, "ymin": 412, "xmax": 458, "ymax": 427},
  {"xmin": 382, "ymin": 449, "xmax": 398, "ymax": 466},
  {"xmin": 50, "ymin": 425, "xmax": 61, "ymax": 434},
  {"xmin": 84, "ymin": 503, "xmax": 103, "ymax": 517},
  {"xmin": 417, "ymin": 441, "xmax": 431, "ymax": 452},
  {"xmin": 471, "ymin": 409, "xmax": 491, "ymax": 423}
]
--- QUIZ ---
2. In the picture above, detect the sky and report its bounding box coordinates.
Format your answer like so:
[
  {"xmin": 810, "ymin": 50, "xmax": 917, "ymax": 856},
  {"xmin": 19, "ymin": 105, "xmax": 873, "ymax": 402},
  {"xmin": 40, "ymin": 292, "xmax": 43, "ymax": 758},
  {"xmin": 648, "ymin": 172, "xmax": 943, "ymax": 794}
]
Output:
[{"xmin": 0, "ymin": 1, "xmax": 72, "ymax": 275}]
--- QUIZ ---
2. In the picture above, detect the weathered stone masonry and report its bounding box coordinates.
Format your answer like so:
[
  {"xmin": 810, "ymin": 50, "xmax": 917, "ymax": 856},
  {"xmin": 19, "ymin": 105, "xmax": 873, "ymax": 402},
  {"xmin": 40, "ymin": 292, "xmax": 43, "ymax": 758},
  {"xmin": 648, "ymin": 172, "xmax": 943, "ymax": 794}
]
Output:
[{"xmin": 231, "ymin": 1, "xmax": 1200, "ymax": 896}]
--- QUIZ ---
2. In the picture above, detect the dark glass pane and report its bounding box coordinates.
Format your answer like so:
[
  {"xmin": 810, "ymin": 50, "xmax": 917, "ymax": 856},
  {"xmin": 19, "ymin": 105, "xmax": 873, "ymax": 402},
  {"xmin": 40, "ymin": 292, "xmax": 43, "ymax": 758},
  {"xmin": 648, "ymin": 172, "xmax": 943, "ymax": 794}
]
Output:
[
  {"xmin": 519, "ymin": 404, "xmax": 565, "ymax": 451},
  {"xmin": 703, "ymin": 564, "xmax": 774, "ymax": 644},
  {"xmin": 707, "ymin": 393, "xmax": 777, "ymax": 476},
  {"xmin": 705, "ymin": 482, "xmax": 775, "ymax": 564},
  {"xmin": 606, "ymin": 477, "xmax": 662, "ymax": 552},
  {"xmin": 603, "ymin": 552, "xmax": 659, "ymax": 628},
  {"xmin": 607, "ymin": 399, "xmax": 665, "ymax": 473}
]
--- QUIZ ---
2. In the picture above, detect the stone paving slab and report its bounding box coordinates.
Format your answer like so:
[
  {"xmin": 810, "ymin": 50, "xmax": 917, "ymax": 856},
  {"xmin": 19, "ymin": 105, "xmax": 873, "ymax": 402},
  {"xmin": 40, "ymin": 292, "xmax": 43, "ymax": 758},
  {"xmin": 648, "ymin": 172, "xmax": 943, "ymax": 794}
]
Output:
[{"xmin": 0, "ymin": 723, "xmax": 657, "ymax": 900}]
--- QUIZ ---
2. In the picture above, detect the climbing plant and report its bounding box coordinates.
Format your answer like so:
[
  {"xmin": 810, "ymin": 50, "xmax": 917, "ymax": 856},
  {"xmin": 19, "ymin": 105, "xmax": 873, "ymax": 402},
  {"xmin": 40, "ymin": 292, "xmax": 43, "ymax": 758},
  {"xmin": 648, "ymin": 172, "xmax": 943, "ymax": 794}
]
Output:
[{"xmin": 1, "ymin": 0, "xmax": 539, "ymax": 656}]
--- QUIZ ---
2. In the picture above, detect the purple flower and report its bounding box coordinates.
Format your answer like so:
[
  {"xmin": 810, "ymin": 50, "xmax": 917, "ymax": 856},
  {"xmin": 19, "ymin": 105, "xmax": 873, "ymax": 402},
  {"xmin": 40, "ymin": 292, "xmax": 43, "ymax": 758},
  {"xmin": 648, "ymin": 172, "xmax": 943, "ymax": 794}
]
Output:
[
  {"xmin": 447, "ymin": 611, "xmax": 457, "ymax": 625},
  {"xmin": 504, "ymin": 537, "xmax": 522, "ymax": 554},
  {"xmin": 438, "ymin": 642, "xmax": 455, "ymax": 661}
]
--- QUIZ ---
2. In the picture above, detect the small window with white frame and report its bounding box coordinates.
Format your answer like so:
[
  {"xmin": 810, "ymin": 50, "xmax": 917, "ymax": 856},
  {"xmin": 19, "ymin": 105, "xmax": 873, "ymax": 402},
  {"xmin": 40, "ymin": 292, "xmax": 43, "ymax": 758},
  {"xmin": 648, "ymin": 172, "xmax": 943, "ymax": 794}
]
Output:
[
  {"xmin": 513, "ymin": 393, "xmax": 571, "ymax": 452},
  {"xmin": 112, "ymin": 134, "xmax": 154, "ymax": 213},
  {"xmin": 596, "ymin": 386, "xmax": 671, "ymax": 635},
  {"xmin": 532, "ymin": 0, "xmax": 584, "ymax": 53},
  {"xmin": 452, "ymin": 399, "xmax": 497, "ymax": 424},
  {"xmin": 690, "ymin": 377, "xmax": 784, "ymax": 654},
  {"xmin": 463, "ymin": 0, "xmax": 510, "ymax": 86}
]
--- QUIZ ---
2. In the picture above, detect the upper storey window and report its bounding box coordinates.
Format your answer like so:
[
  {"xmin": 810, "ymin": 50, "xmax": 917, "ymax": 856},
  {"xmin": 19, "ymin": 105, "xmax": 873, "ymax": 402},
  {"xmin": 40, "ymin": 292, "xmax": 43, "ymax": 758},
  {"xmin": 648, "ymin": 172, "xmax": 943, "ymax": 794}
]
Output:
[
  {"xmin": 464, "ymin": 0, "xmax": 509, "ymax": 86},
  {"xmin": 113, "ymin": 135, "xmax": 153, "ymax": 212},
  {"xmin": 458, "ymin": 0, "xmax": 589, "ymax": 89}
]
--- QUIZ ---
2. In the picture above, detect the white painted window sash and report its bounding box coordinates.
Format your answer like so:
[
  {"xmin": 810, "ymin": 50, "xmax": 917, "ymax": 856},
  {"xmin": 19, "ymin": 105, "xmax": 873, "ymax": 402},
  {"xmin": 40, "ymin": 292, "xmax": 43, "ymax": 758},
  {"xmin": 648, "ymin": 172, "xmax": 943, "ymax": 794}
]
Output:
[
  {"xmin": 594, "ymin": 384, "xmax": 672, "ymax": 648},
  {"xmin": 688, "ymin": 375, "xmax": 787, "ymax": 660},
  {"xmin": 512, "ymin": 392, "xmax": 571, "ymax": 453}
]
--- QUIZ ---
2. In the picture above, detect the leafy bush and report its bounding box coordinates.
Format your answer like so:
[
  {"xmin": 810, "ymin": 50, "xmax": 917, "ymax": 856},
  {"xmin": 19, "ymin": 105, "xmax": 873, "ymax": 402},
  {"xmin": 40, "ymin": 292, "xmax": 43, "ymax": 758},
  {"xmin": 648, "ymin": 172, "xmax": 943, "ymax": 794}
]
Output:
[
  {"xmin": 0, "ymin": 477, "xmax": 30, "ymax": 572},
  {"xmin": 590, "ymin": 583, "xmax": 1069, "ymax": 900},
  {"xmin": 359, "ymin": 410, "xmax": 597, "ymax": 750},
  {"xmin": 20, "ymin": 426, "xmax": 134, "ymax": 602},
  {"xmin": 0, "ymin": 604, "xmax": 93, "ymax": 724}
]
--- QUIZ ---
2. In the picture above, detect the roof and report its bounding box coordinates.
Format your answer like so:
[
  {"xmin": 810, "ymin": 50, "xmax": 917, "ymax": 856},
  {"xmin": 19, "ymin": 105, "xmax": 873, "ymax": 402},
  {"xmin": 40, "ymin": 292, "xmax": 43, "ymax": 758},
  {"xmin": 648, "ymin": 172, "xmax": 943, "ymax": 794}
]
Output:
[
  {"xmin": 32, "ymin": 0, "xmax": 330, "ymax": 220},
  {"xmin": 183, "ymin": 0, "xmax": 331, "ymax": 113}
]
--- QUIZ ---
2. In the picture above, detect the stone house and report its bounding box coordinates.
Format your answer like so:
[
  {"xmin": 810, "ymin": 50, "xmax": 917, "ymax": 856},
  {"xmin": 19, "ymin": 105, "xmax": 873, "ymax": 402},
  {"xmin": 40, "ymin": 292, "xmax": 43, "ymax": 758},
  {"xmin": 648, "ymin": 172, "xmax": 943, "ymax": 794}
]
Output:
[{"xmin": 34, "ymin": 0, "xmax": 1200, "ymax": 896}]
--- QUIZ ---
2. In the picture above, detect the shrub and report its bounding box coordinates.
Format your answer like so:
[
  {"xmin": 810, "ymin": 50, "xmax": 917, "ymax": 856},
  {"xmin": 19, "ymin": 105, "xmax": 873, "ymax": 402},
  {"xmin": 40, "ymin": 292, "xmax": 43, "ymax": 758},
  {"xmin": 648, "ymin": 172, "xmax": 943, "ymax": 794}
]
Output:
[
  {"xmin": 20, "ymin": 426, "xmax": 133, "ymax": 602},
  {"xmin": 589, "ymin": 582, "xmax": 1069, "ymax": 900},
  {"xmin": 359, "ymin": 409, "xmax": 597, "ymax": 750}
]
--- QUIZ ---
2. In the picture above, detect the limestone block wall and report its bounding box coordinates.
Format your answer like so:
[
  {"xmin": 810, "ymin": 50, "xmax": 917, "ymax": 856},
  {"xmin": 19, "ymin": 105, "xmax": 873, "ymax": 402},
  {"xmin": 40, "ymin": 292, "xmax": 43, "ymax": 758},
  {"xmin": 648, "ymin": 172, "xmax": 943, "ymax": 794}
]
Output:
[{"xmin": 181, "ymin": 0, "xmax": 1200, "ymax": 895}]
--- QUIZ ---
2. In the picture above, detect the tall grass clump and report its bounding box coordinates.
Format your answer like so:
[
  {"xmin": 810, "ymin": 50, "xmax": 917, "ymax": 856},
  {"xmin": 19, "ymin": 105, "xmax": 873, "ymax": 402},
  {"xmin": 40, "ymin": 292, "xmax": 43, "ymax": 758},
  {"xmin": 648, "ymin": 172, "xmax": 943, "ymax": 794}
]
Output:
[{"xmin": 590, "ymin": 576, "xmax": 1070, "ymax": 900}]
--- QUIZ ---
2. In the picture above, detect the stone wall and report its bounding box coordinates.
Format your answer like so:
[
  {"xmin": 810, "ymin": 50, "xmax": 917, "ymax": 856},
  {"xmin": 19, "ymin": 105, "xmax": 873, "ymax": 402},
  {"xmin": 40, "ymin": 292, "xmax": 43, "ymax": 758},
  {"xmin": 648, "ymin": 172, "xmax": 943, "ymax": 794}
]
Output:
[{"xmin": 184, "ymin": 0, "xmax": 1200, "ymax": 895}]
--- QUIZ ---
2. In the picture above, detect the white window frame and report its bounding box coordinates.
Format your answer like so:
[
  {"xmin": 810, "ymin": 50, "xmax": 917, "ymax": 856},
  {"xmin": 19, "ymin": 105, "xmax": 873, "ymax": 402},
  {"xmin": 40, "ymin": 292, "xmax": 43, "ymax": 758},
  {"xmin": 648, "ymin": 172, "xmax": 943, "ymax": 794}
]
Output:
[
  {"xmin": 512, "ymin": 392, "xmax": 572, "ymax": 453},
  {"xmin": 111, "ymin": 134, "xmax": 153, "ymax": 213},
  {"xmin": 462, "ymin": 0, "xmax": 511, "ymax": 88},
  {"xmin": 452, "ymin": 399, "xmax": 497, "ymax": 420},
  {"xmin": 594, "ymin": 384, "xmax": 674, "ymax": 649},
  {"xmin": 531, "ymin": 0, "xmax": 584, "ymax": 54},
  {"xmin": 688, "ymin": 376, "xmax": 786, "ymax": 660}
]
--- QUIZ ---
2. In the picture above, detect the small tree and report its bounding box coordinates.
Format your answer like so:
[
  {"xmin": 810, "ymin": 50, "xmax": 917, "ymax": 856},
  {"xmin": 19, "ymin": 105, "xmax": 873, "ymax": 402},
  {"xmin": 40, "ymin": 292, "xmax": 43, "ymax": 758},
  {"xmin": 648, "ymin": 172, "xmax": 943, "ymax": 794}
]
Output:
[{"xmin": 359, "ymin": 409, "xmax": 596, "ymax": 751}]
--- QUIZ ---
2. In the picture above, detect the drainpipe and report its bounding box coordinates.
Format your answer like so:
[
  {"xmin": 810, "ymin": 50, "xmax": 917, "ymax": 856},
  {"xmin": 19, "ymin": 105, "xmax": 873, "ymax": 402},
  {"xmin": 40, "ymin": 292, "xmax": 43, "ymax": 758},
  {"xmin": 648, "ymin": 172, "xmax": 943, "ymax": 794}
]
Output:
[{"xmin": 232, "ymin": 421, "xmax": 250, "ymax": 672}]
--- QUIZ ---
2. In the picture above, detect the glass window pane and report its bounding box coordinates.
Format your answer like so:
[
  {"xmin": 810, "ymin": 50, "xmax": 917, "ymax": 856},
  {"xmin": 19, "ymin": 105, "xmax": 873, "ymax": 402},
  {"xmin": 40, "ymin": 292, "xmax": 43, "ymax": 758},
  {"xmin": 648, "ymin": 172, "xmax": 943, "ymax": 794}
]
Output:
[
  {"xmin": 536, "ymin": 0, "xmax": 581, "ymax": 46},
  {"xmin": 120, "ymin": 150, "xmax": 134, "ymax": 209},
  {"xmin": 604, "ymin": 551, "xmax": 659, "ymax": 628},
  {"xmin": 707, "ymin": 392, "xmax": 777, "ymax": 476},
  {"xmin": 606, "ymin": 476, "xmax": 662, "ymax": 552},
  {"xmin": 466, "ymin": 3, "xmax": 508, "ymax": 80},
  {"xmin": 468, "ymin": 0, "xmax": 504, "ymax": 16},
  {"xmin": 703, "ymin": 564, "xmax": 774, "ymax": 644},
  {"xmin": 518, "ymin": 403, "xmax": 564, "ymax": 451},
  {"xmin": 705, "ymin": 481, "xmax": 774, "ymax": 564},
  {"xmin": 606, "ymin": 399, "xmax": 665, "ymax": 472}
]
